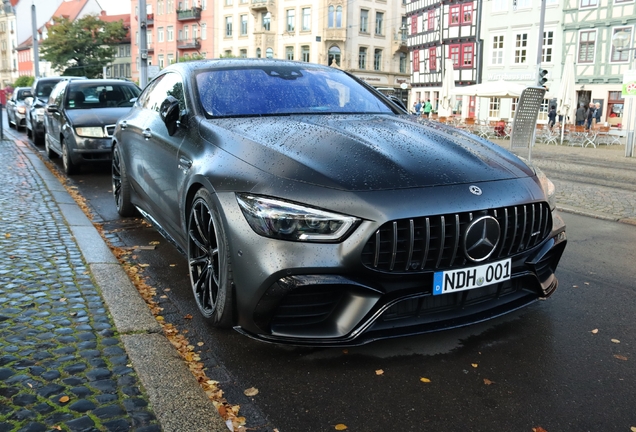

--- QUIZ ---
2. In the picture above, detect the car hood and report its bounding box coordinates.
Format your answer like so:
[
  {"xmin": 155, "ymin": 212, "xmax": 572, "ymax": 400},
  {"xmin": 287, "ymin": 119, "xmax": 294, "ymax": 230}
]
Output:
[
  {"xmin": 200, "ymin": 114, "xmax": 535, "ymax": 191},
  {"xmin": 66, "ymin": 108, "xmax": 131, "ymax": 127}
]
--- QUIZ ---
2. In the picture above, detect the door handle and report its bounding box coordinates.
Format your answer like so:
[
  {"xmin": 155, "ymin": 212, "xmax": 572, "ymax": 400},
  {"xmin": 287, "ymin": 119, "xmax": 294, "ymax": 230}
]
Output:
[
  {"xmin": 142, "ymin": 129, "xmax": 152, "ymax": 139},
  {"xmin": 179, "ymin": 156, "xmax": 193, "ymax": 170},
  {"xmin": 120, "ymin": 121, "xmax": 127, "ymax": 129}
]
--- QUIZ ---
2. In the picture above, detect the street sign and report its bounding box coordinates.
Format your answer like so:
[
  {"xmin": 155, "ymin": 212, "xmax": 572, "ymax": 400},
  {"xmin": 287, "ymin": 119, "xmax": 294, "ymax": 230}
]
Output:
[{"xmin": 148, "ymin": 65, "xmax": 160, "ymax": 78}]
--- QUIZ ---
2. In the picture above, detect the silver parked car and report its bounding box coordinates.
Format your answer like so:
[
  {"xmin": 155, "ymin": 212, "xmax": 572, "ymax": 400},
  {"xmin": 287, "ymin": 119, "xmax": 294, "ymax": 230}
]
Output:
[{"xmin": 6, "ymin": 87, "xmax": 33, "ymax": 131}]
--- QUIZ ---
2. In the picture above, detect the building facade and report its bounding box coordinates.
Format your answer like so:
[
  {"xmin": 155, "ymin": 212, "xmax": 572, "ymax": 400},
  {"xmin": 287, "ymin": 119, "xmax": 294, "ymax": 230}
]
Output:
[
  {"xmin": 0, "ymin": 2, "xmax": 18, "ymax": 87},
  {"xmin": 130, "ymin": 0, "xmax": 409, "ymax": 102},
  {"xmin": 562, "ymin": 0, "xmax": 635, "ymax": 130}
]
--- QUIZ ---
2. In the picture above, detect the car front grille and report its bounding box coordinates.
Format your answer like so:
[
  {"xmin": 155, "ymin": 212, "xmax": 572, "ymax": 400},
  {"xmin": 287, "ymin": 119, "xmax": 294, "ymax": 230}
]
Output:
[
  {"xmin": 105, "ymin": 124, "xmax": 116, "ymax": 137},
  {"xmin": 361, "ymin": 203, "xmax": 552, "ymax": 273}
]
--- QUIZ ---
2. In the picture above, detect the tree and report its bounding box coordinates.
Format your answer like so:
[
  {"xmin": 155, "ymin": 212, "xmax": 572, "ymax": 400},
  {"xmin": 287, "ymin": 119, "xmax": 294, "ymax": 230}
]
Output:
[
  {"xmin": 13, "ymin": 76, "xmax": 34, "ymax": 88},
  {"xmin": 40, "ymin": 15, "xmax": 127, "ymax": 78}
]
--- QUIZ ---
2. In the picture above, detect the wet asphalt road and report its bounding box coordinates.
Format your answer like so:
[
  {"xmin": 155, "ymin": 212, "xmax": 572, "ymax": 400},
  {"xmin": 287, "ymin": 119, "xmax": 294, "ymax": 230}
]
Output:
[{"xmin": 16, "ymin": 128, "xmax": 636, "ymax": 431}]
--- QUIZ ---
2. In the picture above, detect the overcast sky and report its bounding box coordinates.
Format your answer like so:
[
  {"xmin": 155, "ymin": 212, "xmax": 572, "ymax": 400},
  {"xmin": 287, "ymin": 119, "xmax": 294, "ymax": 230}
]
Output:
[{"xmin": 100, "ymin": 0, "xmax": 132, "ymax": 15}]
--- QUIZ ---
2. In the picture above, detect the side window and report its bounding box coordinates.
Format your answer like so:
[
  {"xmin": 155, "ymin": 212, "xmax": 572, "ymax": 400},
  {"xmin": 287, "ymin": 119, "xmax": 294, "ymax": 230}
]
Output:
[
  {"xmin": 145, "ymin": 72, "xmax": 186, "ymax": 113},
  {"xmin": 49, "ymin": 81, "xmax": 67, "ymax": 106},
  {"xmin": 137, "ymin": 75, "xmax": 165, "ymax": 109}
]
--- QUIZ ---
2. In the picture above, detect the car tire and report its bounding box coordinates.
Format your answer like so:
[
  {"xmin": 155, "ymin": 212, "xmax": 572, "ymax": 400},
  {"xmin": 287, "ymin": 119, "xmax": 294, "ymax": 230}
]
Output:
[
  {"xmin": 111, "ymin": 144, "xmax": 137, "ymax": 217},
  {"xmin": 188, "ymin": 188, "xmax": 234, "ymax": 328},
  {"xmin": 61, "ymin": 140, "xmax": 79, "ymax": 175},
  {"xmin": 44, "ymin": 134, "xmax": 58, "ymax": 159}
]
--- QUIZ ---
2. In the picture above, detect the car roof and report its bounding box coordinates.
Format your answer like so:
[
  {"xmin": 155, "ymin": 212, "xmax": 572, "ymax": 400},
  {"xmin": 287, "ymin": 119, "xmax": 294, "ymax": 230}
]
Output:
[{"xmin": 162, "ymin": 58, "xmax": 337, "ymax": 75}]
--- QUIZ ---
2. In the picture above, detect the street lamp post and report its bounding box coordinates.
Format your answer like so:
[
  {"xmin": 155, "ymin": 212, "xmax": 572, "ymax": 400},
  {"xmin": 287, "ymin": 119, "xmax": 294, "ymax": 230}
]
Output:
[{"xmin": 611, "ymin": 30, "xmax": 636, "ymax": 157}]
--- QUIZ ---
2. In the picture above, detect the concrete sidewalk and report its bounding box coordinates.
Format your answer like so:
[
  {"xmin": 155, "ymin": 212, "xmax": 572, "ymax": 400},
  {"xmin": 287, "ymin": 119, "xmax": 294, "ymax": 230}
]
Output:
[{"xmin": 0, "ymin": 138, "xmax": 228, "ymax": 431}]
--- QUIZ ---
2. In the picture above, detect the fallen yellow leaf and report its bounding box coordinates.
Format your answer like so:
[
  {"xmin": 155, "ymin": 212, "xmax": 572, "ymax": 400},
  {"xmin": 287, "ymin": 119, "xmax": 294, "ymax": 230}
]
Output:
[
  {"xmin": 4, "ymin": 233, "xmax": 10, "ymax": 238},
  {"xmin": 584, "ymin": 282, "xmax": 590, "ymax": 285},
  {"xmin": 614, "ymin": 354, "xmax": 628, "ymax": 361},
  {"xmin": 420, "ymin": 377, "xmax": 431, "ymax": 383},
  {"xmin": 156, "ymin": 316, "xmax": 165, "ymax": 322},
  {"xmin": 184, "ymin": 314, "xmax": 193, "ymax": 319},
  {"xmin": 375, "ymin": 369, "xmax": 384, "ymax": 375},
  {"xmin": 483, "ymin": 378, "xmax": 494, "ymax": 385},
  {"xmin": 334, "ymin": 425, "xmax": 348, "ymax": 431},
  {"xmin": 630, "ymin": 427, "xmax": 636, "ymax": 432},
  {"xmin": 590, "ymin": 329, "xmax": 599, "ymax": 334},
  {"xmin": 138, "ymin": 263, "xmax": 150, "ymax": 268},
  {"xmin": 572, "ymin": 285, "xmax": 578, "ymax": 288},
  {"xmin": 59, "ymin": 396, "xmax": 70, "ymax": 403},
  {"xmin": 197, "ymin": 342, "xmax": 204, "ymax": 346},
  {"xmin": 532, "ymin": 427, "xmax": 548, "ymax": 432},
  {"xmin": 471, "ymin": 363, "xmax": 478, "ymax": 368},
  {"xmin": 611, "ymin": 339, "xmax": 621, "ymax": 344},
  {"xmin": 244, "ymin": 387, "xmax": 259, "ymax": 397},
  {"xmin": 150, "ymin": 241, "xmax": 160, "ymax": 245}
]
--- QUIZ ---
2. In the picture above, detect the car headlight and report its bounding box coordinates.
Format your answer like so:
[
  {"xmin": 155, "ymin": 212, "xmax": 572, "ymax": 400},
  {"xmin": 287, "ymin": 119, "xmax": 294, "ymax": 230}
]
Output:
[
  {"xmin": 17, "ymin": 107, "xmax": 26, "ymax": 114},
  {"xmin": 236, "ymin": 194, "xmax": 359, "ymax": 242},
  {"xmin": 75, "ymin": 127, "xmax": 105, "ymax": 138},
  {"xmin": 535, "ymin": 166, "xmax": 556, "ymax": 211}
]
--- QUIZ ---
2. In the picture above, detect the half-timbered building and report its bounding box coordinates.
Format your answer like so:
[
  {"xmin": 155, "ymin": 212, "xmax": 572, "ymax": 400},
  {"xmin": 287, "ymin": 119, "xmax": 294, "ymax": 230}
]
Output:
[{"xmin": 406, "ymin": 0, "xmax": 479, "ymax": 115}]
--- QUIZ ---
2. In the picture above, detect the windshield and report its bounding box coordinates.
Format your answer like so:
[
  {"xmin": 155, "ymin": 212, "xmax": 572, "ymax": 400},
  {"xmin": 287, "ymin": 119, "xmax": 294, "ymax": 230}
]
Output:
[
  {"xmin": 66, "ymin": 83, "xmax": 141, "ymax": 109},
  {"xmin": 196, "ymin": 65, "xmax": 394, "ymax": 117}
]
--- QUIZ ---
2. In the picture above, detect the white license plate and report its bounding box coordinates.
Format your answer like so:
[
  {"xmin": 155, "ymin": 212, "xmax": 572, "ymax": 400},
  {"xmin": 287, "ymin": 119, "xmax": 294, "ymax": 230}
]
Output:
[{"xmin": 433, "ymin": 259, "xmax": 511, "ymax": 296}]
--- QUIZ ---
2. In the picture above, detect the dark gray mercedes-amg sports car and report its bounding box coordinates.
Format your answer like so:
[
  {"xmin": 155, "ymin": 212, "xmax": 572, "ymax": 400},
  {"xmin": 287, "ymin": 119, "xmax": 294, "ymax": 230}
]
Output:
[{"xmin": 112, "ymin": 59, "xmax": 566, "ymax": 346}]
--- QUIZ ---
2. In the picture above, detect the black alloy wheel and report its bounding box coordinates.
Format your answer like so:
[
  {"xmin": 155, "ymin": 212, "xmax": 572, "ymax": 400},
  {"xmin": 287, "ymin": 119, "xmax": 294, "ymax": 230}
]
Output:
[
  {"xmin": 187, "ymin": 189, "xmax": 234, "ymax": 327},
  {"xmin": 111, "ymin": 144, "xmax": 136, "ymax": 216}
]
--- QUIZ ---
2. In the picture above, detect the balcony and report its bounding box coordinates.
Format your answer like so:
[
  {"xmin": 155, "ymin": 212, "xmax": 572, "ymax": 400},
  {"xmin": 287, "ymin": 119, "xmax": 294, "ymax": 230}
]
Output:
[
  {"xmin": 147, "ymin": 43, "xmax": 154, "ymax": 53},
  {"xmin": 147, "ymin": 13, "xmax": 154, "ymax": 26},
  {"xmin": 250, "ymin": 0, "xmax": 275, "ymax": 12},
  {"xmin": 177, "ymin": 37, "xmax": 201, "ymax": 50},
  {"xmin": 177, "ymin": 7, "xmax": 202, "ymax": 21},
  {"xmin": 393, "ymin": 31, "xmax": 407, "ymax": 54},
  {"xmin": 324, "ymin": 28, "xmax": 346, "ymax": 42}
]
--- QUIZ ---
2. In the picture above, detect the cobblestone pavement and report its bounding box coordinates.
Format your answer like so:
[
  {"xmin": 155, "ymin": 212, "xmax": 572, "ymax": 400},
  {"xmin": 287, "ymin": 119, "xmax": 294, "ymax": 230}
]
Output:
[
  {"xmin": 0, "ymin": 139, "xmax": 161, "ymax": 432},
  {"xmin": 496, "ymin": 140, "xmax": 636, "ymax": 224}
]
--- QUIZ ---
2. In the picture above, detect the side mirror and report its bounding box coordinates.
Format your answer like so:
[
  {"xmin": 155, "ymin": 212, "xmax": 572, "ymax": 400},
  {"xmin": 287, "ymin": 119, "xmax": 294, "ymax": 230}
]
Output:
[
  {"xmin": 46, "ymin": 104, "xmax": 59, "ymax": 113},
  {"xmin": 387, "ymin": 95, "xmax": 408, "ymax": 113},
  {"xmin": 160, "ymin": 96, "xmax": 181, "ymax": 136}
]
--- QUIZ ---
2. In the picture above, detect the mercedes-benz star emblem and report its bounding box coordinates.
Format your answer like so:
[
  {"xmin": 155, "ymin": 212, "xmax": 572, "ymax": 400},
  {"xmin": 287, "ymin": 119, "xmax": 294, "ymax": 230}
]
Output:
[
  {"xmin": 464, "ymin": 216, "xmax": 501, "ymax": 262},
  {"xmin": 469, "ymin": 185, "xmax": 482, "ymax": 195}
]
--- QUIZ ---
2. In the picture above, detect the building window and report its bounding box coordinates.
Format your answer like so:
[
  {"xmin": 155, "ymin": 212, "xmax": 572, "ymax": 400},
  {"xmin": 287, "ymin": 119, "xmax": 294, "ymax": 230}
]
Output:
[
  {"xmin": 263, "ymin": 12, "xmax": 271, "ymax": 31},
  {"xmin": 580, "ymin": 0, "xmax": 598, "ymax": 7},
  {"xmin": 360, "ymin": 9, "xmax": 368, "ymax": 33},
  {"xmin": 611, "ymin": 27, "xmax": 632, "ymax": 62},
  {"xmin": 256, "ymin": 48, "xmax": 261, "ymax": 58},
  {"xmin": 328, "ymin": 45, "xmax": 341, "ymax": 66},
  {"xmin": 491, "ymin": 35, "xmax": 504, "ymax": 65},
  {"xmin": 301, "ymin": 45, "xmax": 310, "ymax": 62},
  {"xmin": 537, "ymin": 99, "xmax": 549, "ymax": 121},
  {"xmin": 240, "ymin": 15, "xmax": 247, "ymax": 35},
  {"xmin": 413, "ymin": 50, "xmax": 420, "ymax": 72},
  {"xmin": 489, "ymin": 98, "xmax": 501, "ymax": 118},
  {"xmin": 463, "ymin": 4, "xmax": 473, "ymax": 23},
  {"xmin": 225, "ymin": 17, "xmax": 232, "ymax": 37},
  {"xmin": 158, "ymin": 55, "xmax": 164, "ymax": 68},
  {"xmin": 328, "ymin": 5, "xmax": 342, "ymax": 28},
  {"xmin": 542, "ymin": 30, "xmax": 553, "ymax": 63},
  {"xmin": 302, "ymin": 8, "xmax": 311, "ymax": 31},
  {"xmin": 192, "ymin": 24, "xmax": 198, "ymax": 39},
  {"xmin": 237, "ymin": 49, "xmax": 245, "ymax": 58},
  {"xmin": 286, "ymin": 9, "xmax": 295, "ymax": 32},
  {"xmin": 514, "ymin": 33, "xmax": 528, "ymax": 64},
  {"xmin": 462, "ymin": 44, "xmax": 474, "ymax": 68},
  {"xmin": 375, "ymin": 12, "xmax": 384, "ymax": 35},
  {"xmin": 429, "ymin": 48, "xmax": 436, "ymax": 71},
  {"xmin": 410, "ymin": 15, "xmax": 417, "ymax": 35},
  {"xmin": 266, "ymin": 47, "xmax": 273, "ymax": 58},
  {"xmin": 168, "ymin": 53, "xmax": 174, "ymax": 64},
  {"xmin": 167, "ymin": 26, "xmax": 174, "ymax": 41},
  {"xmin": 184, "ymin": 26, "xmax": 188, "ymax": 40},
  {"xmin": 578, "ymin": 29, "xmax": 596, "ymax": 63},
  {"xmin": 374, "ymin": 49, "xmax": 382, "ymax": 71},
  {"xmin": 158, "ymin": 27, "xmax": 164, "ymax": 42},
  {"xmin": 399, "ymin": 52, "xmax": 407, "ymax": 74},
  {"xmin": 286, "ymin": 46, "xmax": 294, "ymax": 60},
  {"xmin": 492, "ymin": 0, "xmax": 508, "ymax": 11},
  {"xmin": 513, "ymin": 0, "xmax": 531, "ymax": 9},
  {"xmin": 450, "ymin": 5, "xmax": 460, "ymax": 26},
  {"xmin": 450, "ymin": 44, "xmax": 460, "ymax": 67},
  {"xmin": 427, "ymin": 10, "xmax": 435, "ymax": 31},
  {"xmin": 359, "ymin": 47, "xmax": 367, "ymax": 69}
]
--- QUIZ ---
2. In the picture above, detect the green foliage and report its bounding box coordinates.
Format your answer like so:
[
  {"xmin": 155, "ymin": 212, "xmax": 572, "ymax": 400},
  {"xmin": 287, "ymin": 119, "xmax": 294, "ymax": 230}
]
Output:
[
  {"xmin": 177, "ymin": 53, "xmax": 206, "ymax": 63},
  {"xmin": 13, "ymin": 76, "xmax": 34, "ymax": 88},
  {"xmin": 40, "ymin": 15, "xmax": 127, "ymax": 78}
]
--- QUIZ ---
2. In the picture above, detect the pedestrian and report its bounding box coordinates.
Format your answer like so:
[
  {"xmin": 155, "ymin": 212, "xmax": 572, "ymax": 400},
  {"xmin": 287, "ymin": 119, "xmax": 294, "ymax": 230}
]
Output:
[
  {"xmin": 585, "ymin": 102, "xmax": 594, "ymax": 129},
  {"xmin": 548, "ymin": 105, "xmax": 557, "ymax": 129},
  {"xmin": 414, "ymin": 100, "xmax": 421, "ymax": 116},
  {"xmin": 594, "ymin": 102, "xmax": 602, "ymax": 125},
  {"xmin": 423, "ymin": 99, "xmax": 432, "ymax": 118},
  {"xmin": 575, "ymin": 104, "xmax": 586, "ymax": 126}
]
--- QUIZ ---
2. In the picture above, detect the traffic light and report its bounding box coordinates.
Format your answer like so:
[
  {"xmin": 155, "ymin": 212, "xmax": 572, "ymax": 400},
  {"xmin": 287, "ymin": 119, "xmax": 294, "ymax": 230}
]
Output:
[{"xmin": 538, "ymin": 69, "xmax": 548, "ymax": 87}]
